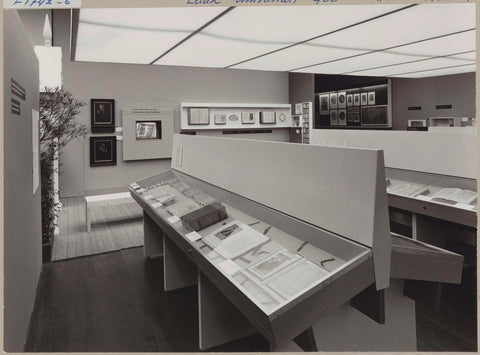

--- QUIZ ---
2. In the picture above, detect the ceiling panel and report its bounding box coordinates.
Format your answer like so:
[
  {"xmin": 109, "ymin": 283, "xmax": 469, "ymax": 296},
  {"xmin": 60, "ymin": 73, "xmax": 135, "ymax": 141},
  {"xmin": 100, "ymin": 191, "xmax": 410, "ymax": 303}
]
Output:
[
  {"xmin": 345, "ymin": 54, "xmax": 475, "ymax": 77},
  {"xmin": 154, "ymin": 4, "xmax": 406, "ymax": 68},
  {"xmin": 392, "ymin": 64, "xmax": 476, "ymax": 78},
  {"xmin": 288, "ymin": 3, "xmax": 475, "ymax": 71},
  {"xmin": 75, "ymin": 7, "xmax": 227, "ymax": 64},
  {"xmin": 294, "ymin": 30, "xmax": 476, "ymax": 75}
]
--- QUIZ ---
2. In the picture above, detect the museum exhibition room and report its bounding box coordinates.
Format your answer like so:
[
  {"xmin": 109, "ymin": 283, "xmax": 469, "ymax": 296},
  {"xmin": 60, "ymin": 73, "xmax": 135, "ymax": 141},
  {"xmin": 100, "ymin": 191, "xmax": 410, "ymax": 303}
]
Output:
[{"xmin": 3, "ymin": 2, "xmax": 477, "ymax": 352}]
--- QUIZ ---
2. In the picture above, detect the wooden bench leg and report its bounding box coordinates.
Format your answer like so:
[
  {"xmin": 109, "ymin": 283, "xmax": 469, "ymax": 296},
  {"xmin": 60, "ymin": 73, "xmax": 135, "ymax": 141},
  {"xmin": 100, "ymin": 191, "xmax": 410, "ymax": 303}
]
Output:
[{"xmin": 85, "ymin": 201, "xmax": 91, "ymax": 232}]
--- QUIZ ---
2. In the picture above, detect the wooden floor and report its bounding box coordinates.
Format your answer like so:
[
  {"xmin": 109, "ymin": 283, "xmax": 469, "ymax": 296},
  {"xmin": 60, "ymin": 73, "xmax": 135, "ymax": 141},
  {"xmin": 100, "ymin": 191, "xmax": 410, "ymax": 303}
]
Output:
[
  {"xmin": 52, "ymin": 197, "xmax": 143, "ymax": 261},
  {"xmin": 26, "ymin": 247, "xmax": 477, "ymax": 352}
]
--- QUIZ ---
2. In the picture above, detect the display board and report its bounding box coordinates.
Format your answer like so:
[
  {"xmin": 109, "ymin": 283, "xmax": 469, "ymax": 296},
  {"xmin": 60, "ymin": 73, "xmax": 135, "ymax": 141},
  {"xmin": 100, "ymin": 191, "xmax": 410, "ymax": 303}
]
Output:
[
  {"xmin": 122, "ymin": 107, "xmax": 174, "ymax": 161},
  {"xmin": 171, "ymin": 134, "xmax": 391, "ymax": 289},
  {"xmin": 180, "ymin": 103, "xmax": 292, "ymax": 131}
]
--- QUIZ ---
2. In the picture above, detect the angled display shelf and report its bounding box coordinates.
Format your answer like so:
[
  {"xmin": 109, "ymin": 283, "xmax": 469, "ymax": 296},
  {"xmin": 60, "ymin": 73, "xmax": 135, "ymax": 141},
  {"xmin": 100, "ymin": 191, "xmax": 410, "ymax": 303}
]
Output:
[{"xmin": 129, "ymin": 135, "xmax": 463, "ymax": 351}]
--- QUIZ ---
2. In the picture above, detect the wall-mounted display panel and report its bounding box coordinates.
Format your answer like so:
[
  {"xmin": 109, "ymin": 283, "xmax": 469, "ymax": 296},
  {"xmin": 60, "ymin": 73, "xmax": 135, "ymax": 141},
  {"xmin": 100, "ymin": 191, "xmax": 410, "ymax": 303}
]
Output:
[
  {"xmin": 122, "ymin": 107, "xmax": 174, "ymax": 161},
  {"xmin": 180, "ymin": 103, "xmax": 292, "ymax": 131},
  {"xmin": 315, "ymin": 81, "xmax": 392, "ymax": 129}
]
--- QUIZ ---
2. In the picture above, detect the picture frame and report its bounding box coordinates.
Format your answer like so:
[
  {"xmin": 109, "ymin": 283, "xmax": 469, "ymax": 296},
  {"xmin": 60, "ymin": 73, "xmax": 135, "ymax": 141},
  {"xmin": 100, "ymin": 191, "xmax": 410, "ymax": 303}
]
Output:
[
  {"xmin": 353, "ymin": 93, "xmax": 360, "ymax": 107},
  {"xmin": 188, "ymin": 108, "xmax": 210, "ymax": 125},
  {"xmin": 346, "ymin": 94, "xmax": 353, "ymax": 107},
  {"xmin": 90, "ymin": 136, "xmax": 117, "ymax": 167},
  {"xmin": 361, "ymin": 93, "xmax": 368, "ymax": 105},
  {"xmin": 330, "ymin": 110, "xmax": 338, "ymax": 126},
  {"xmin": 368, "ymin": 91, "xmax": 376, "ymax": 105},
  {"xmin": 329, "ymin": 92, "xmax": 338, "ymax": 109},
  {"xmin": 241, "ymin": 112, "xmax": 255, "ymax": 124},
  {"xmin": 337, "ymin": 91, "xmax": 346, "ymax": 109},
  {"xmin": 91, "ymin": 99, "xmax": 115, "ymax": 133},
  {"xmin": 319, "ymin": 94, "xmax": 329, "ymax": 114},
  {"xmin": 338, "ymin": 109, "xmax": 347, "ymax": 125},
  {"xmin": 260, "ymin": 111, "xmax": 276, "ymax": 124},
  {"xmin": 214, "ymin": 114, "xmax": 227, "ymax": 125}
]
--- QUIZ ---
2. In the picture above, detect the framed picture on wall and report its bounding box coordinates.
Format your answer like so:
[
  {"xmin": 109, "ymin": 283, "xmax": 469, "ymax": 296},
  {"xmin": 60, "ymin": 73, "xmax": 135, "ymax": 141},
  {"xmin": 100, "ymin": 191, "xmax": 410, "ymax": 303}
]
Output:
[
  {"xmin": 329, "ymin": 92, "xmax": 338, "ymax": 109},
  {"xmin": 338, "ymin": 109, "xmax": 347, "ymax": 125},
  {"xmin": 214, "ymin": 114, "xmax": 227, "ymax": 125},
  {"xmin": 241, "ymin": 112, "xmax": 255, "ymax": 124},
  {"xmin": 354, "ymin": 93, "xmax": 360, "ymax": 107},
  {"xmin": 330, "ymin": 110, "xmax": 338, "ymax": 126},
  {"xmin": 346, "ymin": 94, "xmax": 353, "ymax": 107},
  {"xmin": 319, "ymin": 94, "xmax": 329, "ymax": 114},
  {"xmin": 368, "ymin": 92, "xmax": 376, "ymax": 105},
  {"xmin": 91, "ymin": 99, "xmax": 115, "ymax": 133},
  {"xmin": 361, "ymin": 93, "xmax": 368, "ymax": 105},
  {"xmin": 90, "ymin": 136, "xmax": 117, "ymax": 167},
  {"xmin": 338, "ymin": 92, "xmax": 346, "ymax": 109}
]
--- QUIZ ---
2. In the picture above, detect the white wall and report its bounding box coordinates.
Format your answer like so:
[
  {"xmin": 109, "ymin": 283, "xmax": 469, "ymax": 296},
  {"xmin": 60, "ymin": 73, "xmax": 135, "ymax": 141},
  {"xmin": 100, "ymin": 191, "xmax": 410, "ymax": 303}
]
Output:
[
  {"xmin": 52, "ymin": 10, "xmax": 290, "ymax": 197},
  {"xmin": 311, "ymin": 129, "xmax": 477, "ymax": 179}
]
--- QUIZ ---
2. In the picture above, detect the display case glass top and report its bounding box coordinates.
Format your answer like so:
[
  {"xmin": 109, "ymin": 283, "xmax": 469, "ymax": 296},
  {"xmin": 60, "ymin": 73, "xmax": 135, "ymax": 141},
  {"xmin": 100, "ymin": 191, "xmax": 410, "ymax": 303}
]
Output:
[{"xmin": 130, "ymin": 169, "xmax": 370, "ymax": 317}]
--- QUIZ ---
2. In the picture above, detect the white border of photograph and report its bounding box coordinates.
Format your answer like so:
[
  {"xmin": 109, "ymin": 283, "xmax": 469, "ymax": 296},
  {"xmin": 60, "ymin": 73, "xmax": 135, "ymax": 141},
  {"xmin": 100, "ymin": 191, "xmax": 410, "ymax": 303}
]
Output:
[
  {"xmin": 329, "ymin": 92, "xmax": 338, "ymax": 110},
  {"xmin": 319, "ymin": 94, "xmax": 329, "ymax": 115},
  {"xmin": 337, "ymin": 91, "xmax": 346, "ymax": 109},
  {"xmin": 368, "ymin": 91, "xmax": 376, "ymax": 105},
  {"xmin": 353, "ymin": 93, "xmax": 360, "ymax": 107},
  {"xmin": 360, "ymin": 93, "xmax": 368, "ymax": 105},
  {"xmin": 346, "ymin": 94, "xmax": 353, "ymax": 107}
]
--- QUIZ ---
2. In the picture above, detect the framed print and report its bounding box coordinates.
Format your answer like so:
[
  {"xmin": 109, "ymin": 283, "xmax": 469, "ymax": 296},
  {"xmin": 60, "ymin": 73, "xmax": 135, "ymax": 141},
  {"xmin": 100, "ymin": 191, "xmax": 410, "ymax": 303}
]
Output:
[
  {"xmin": 260, "ymin": 111, "xmax": 276, "ymax": 124},
  {"xmin": 368, "ymin": 91, "xmax": 376, "ymax": 105},
  {"xmin": 90, "ymin": 136, "xmax": 117, "ymax": 167},
  {"xmin": 319, "ymin": 94, "xmax": 329, "ymax": 114},
  {"xmin": 353, "ymin": 106, "xmax": 360, "ymax": 114},
  {"xmin": 354, "ymin": 93, "xmax": 360, "ymax": 107},
  {"xmin": 347, "ymin": 107, "xmax": 354, "ymax": 115},
  {"xmin": 214, "ymin": 114, "xmax": 226, "ymax": 125},
  {"xmin": 329, "ymin": 92, "xmax": 338, "ymax": 109},
  {"xmin": 241, "ymin": 111, "xmax": 255, "ymax": 124},
  {"xmin": 338, "ymin": 109, "xmax": 347, "ymax": 125},
  {"xmin": 188, "ymin": 108, "xmax": 210, "ymax": 125},
  {"xmin": 354, "ymin": 114, "xmax": 360, "ymax": 123},
  {"xmin": 330, "ymin": 110, "xmax": 338, "ymax": 126},
  {"xmin": 91, "ymin": 99, "xmax": 115, "ymax": 133},
  {"xmin": 361, "ymin": 93, "xmax": 368, "ymax": 105},
  {"xmin": 338, "ymin": 91, "xmax": 346, "ymax": 109},
  {"xmin": 346, "ymin": 94, "xmax": 353, "ymax": 107},
  {"xmin": 136, "ymin": 121, "xmax": 160, "ymax": 139}
]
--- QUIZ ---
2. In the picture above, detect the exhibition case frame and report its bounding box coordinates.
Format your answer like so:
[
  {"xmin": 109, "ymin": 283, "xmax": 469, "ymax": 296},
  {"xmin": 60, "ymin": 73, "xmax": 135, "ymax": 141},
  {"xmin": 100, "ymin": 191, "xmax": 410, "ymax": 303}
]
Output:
[{"xmin": 129, "ymin": 135, "xmax": 463, "ymax": 351}]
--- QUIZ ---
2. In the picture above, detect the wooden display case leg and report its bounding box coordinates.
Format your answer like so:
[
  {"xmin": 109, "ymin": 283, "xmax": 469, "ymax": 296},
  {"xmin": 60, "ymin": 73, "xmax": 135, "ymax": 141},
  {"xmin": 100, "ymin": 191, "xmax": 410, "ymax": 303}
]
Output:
[
  {"xmin": 163, "ymin": 235, "xmax": 197, "ymax": 291},
  {"xmin": 198, "ymin": 271, "xmax": 257, "ymax": 350},
  {"xmin": 293, "ymin": 327, "xmax": 318, "ymax": 351},
  {"xmin": 143, "ymin": 211, "xmax": 164, "ymax": 257}
]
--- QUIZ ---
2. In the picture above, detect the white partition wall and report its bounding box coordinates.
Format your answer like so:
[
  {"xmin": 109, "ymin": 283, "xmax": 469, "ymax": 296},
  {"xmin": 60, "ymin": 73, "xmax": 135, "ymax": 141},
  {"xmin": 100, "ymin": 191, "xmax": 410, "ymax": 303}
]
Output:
[
  {"xmin": 311, "ymin": 129, "xmax": 476, "ymax": 179},
  {"xmin": 171, "ymin": 134, "xmax": 391, "ymax": 289}
]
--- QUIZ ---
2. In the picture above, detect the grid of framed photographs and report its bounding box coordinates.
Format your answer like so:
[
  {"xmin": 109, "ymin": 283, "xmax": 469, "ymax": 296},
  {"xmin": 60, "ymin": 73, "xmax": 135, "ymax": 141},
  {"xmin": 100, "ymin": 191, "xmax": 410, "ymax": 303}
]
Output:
[{"xmin": 316, "ymin": 83, "xmax": 387, "ymax": 128}]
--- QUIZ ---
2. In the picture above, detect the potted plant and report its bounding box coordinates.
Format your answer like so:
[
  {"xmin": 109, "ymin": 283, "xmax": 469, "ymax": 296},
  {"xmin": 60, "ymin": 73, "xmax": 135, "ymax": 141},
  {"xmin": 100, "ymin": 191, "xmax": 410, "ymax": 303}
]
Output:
[{"xmin": 40, "ymin": 87, "xmax": 87, "ymax": 262}]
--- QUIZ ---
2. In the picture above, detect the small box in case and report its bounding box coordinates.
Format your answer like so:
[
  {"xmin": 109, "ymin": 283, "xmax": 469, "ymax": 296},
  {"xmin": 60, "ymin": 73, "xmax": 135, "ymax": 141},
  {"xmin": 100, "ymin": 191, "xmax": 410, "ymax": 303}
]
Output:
[{"xmin": 181, "ymin": 202, "xmax": 228, "ymax": 232}]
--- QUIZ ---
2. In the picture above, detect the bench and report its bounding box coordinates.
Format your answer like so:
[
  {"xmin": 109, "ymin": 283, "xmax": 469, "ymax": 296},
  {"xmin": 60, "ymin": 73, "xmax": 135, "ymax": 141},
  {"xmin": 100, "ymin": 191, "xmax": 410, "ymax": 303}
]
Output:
[{"xmin": 84, "ymin": 192, "xmax": 134, "ymax": 232}]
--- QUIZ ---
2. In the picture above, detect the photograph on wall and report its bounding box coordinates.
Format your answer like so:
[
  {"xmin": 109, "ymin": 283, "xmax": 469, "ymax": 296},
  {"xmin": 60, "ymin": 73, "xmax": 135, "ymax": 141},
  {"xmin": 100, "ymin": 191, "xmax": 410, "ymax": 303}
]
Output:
[
  {"xmin": 260, "ymin": 111, "xmax": 276, "ymax": 124},
  {"xmin": 91, "ymin": 99, "xmax": 115, "ymax": 133},
  {"xmin": 136, "ymin": 122, "xmax": 159, "ymax": 139},
  {"xmin": 329, "ymin": 92, "xmax": 338, "ymax": 109},
  {"xmin": 346, "ymin": 94, "xmax": 353, "ymax": 107},
  {"xmin": 90, "ymin": 136, "xmax": 117, "ymax": 167},
  {"xmin": 330, "ymin": 110, "xmax": 338, "ymax": 125},
  {"xmin": 319, "ymin": 94, "xmax": 329, "ymax": 114},
  {"xmin": 241, "ymin": 112, "xmax": 255, "ymax": 124},
  {"xmin": 337, "ymin": 91, "xmax": 346, "ymax": 109},
  {"xmin": 361, "ymin": 93, "xmax": 368, "ymax": 105},
  {"xmin": 353, "ymin": 106, "xmax": 360, "ymax": 114},
  {"xmin": 368, "ymin": 91, "xmax": 376, "ymax": 105},
  {"xmin": 354, "ymin": 114, "xmax": 360, "ymax": 123},
  {"xmin": 338, "ymin": 109, "xmax": 347, "ymax": 125},
  {"xmin": 214, "ymin": 114, "xmax": 227, "ymax": 125},
  {"xmin": 353, "ymin": 93, "xmax": 360, "ymax": 107},
  {"xmin": 188, "ymin": 108, "xmax": 210, "ymax": 125}
]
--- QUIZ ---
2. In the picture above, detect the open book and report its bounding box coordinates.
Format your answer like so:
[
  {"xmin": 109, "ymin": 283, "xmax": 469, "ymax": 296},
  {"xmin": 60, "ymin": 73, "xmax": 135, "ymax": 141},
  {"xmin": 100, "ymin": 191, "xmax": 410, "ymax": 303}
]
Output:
[{"xmin": 432, "ymin": 188, "xmax": 477, "ymax": 205}]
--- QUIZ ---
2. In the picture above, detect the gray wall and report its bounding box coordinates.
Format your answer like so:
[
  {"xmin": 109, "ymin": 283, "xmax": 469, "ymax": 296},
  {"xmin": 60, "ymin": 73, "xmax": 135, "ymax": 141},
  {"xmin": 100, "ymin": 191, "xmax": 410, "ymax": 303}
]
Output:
[
  {"xmin": 18, "ymin": 9, "xmax": 52, "ymax": 47},
  {"xmin": 4, "ymin": 10, "xmax": 42, "ymax": 352},
  {"xmin": 391, "ymin": 72, "xmax": 476, "ymax": 130},
  {"xmin": 52, "ymin": 10, "xmax": 289, "ymax": 197},
  {"xmin": 289, "ymin": 72, "xmax": 315, "ymax": 108}
]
